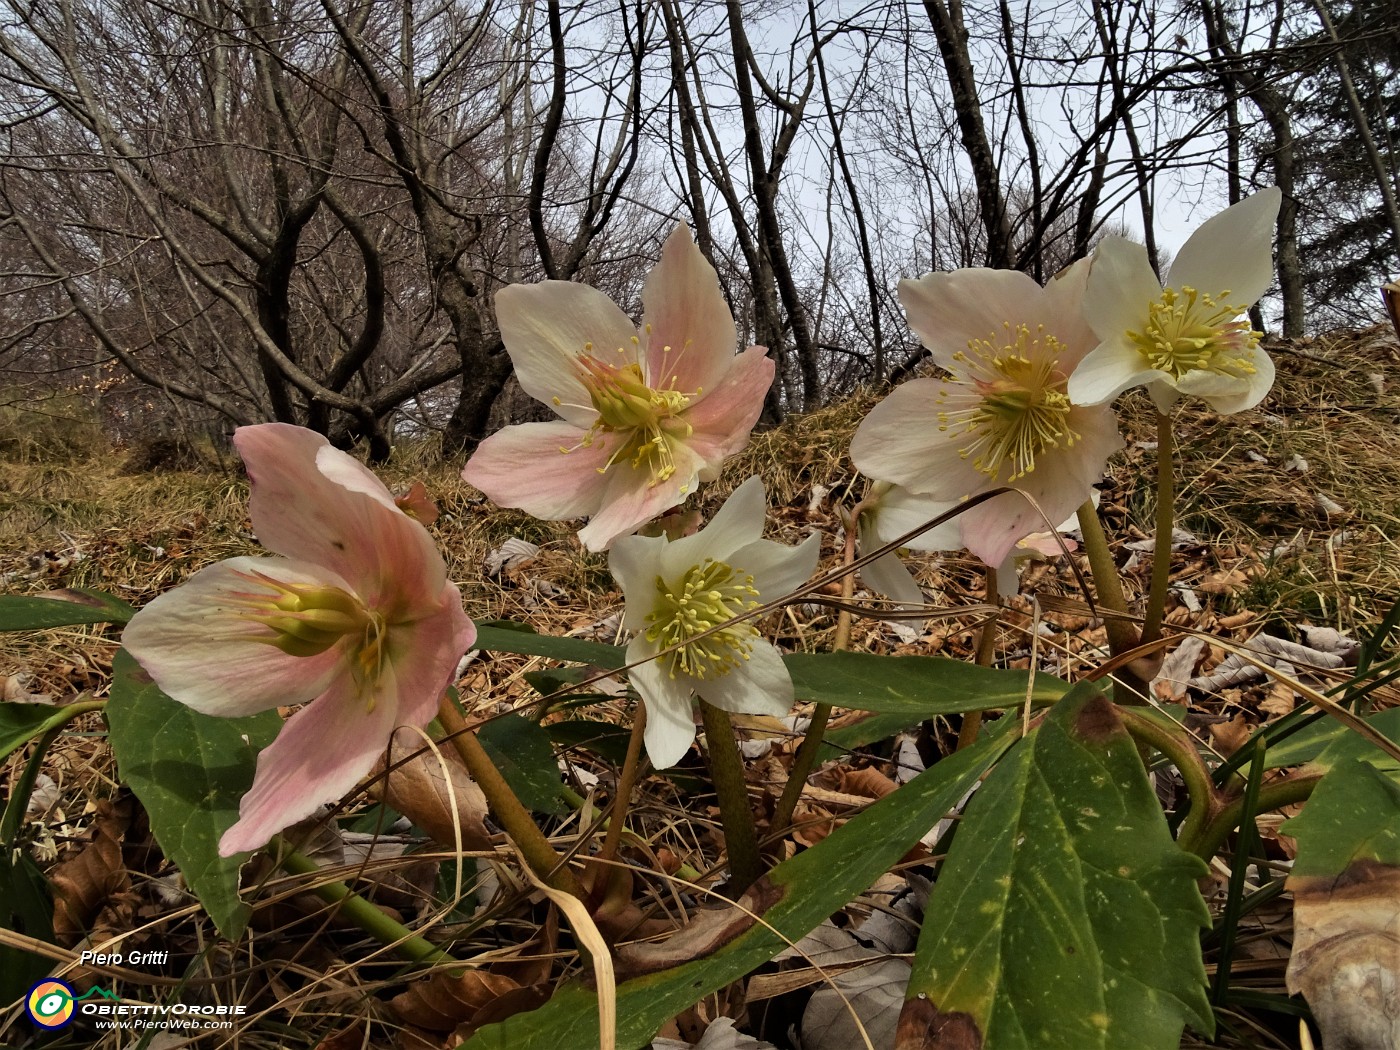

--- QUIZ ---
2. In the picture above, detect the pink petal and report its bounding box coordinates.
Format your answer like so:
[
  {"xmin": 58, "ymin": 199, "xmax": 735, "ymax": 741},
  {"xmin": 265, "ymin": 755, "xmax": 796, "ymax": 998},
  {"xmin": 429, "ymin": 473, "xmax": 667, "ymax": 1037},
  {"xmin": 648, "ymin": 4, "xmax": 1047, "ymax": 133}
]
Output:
[
  {"xmin": 235, "ymin": 425, "xmax": 446, "ymax": 613},
  {"xmin": 577, "ymin": 447, "xmax": 699, "ymax": 552},
  {"xmin": 122, "ymin": 556, "xmax": 348, "ymax": 717},
  {"xmin": 388, "ymin": 581, "xmax": 477, "ymax": 729},
  {"xmin": 218, "ymin": 663, "xmax": 404, "ymax": 855},
  {"xmin": 463, "ymin": 420, "xmax": 616, "ymax": 521},
  {"xmin": 681, "ymin": 347, "xmax": 774, "ymax": 480},
  {"xmin": 496, "ymin": 281, "xmax": 639, "ymax": 427},
  {"xmin": 640, "ymin": 224, "xmax": 738, "ymax": 397}
]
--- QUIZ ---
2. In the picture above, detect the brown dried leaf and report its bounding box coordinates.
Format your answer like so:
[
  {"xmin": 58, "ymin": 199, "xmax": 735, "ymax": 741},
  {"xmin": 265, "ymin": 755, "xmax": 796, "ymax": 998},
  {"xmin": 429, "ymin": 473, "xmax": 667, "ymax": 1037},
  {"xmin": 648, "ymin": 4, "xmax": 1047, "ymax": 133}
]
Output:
[
  {"xmin": 1207, "ymin": 714, "xmax": 1253, "ymax": 757},
  {"xmin": 839, "ymin": 766, "xmax": 899, "ymax": 801},
  {"xmin": 314, "ymin": 1019, "xmax": 369, "ymax": 1050},
  {"xmin": 1197, "ymin": 569, "xmax": 1249, "ymax": 596},
  {"xmin": 370, "ymin": 728, "xmax": 493, "ymax": 851},
  {"xmin": 50, "ymin": 797, "xmax": 134, "ymax": 944},
  {"xmin": 1287, "ymin": 861, "xmax": 1400, "ymax": 1050},
  {"xmin": 389, "ymin": 969, "xmax": 523, "ymax": 1033}
]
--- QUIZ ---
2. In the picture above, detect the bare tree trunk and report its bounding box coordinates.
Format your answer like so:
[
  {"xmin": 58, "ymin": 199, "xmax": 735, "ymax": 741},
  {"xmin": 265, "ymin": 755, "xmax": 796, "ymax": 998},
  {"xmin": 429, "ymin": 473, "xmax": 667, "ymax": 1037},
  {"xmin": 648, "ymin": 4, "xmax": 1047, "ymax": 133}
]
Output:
[{"xmin": 921, "ymin": 0, "xmax": 1012, "ymax": 268}]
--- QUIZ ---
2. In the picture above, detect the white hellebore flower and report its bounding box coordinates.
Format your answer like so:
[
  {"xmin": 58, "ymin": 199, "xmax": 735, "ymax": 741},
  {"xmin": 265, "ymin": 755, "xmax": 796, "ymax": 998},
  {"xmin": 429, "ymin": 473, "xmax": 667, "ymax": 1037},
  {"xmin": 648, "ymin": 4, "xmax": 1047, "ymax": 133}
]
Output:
[
  {"xmin": 851, "ymin": 260, "xmax": 1122, "ymax": 568},
  {"xmin": 609, "ymin": 476, "xmax": 820, "ymax": 768},
  {"xmin": 1069, "ymin": 187, "xmax": 1282, "ymax": 414}
]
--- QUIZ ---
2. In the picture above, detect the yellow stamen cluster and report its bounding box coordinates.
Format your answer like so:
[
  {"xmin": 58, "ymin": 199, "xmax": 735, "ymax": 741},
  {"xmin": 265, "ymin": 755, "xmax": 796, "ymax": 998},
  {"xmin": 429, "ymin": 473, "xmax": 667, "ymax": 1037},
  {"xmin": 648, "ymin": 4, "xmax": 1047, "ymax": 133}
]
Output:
[
  {"xmin": 1127, "ymin": 286, "xmax": 1259, "ymax": 380},
  {"xmin": 937, "ymin": 324, "xmax": 1078, "ymax": 481},
  {"xmin": 644, "ymin": 557, "xmax": 761, "ymax": 680},
  {"xmin": 558, "ymin": 337, "xmax": 697, "ymax": 488}
]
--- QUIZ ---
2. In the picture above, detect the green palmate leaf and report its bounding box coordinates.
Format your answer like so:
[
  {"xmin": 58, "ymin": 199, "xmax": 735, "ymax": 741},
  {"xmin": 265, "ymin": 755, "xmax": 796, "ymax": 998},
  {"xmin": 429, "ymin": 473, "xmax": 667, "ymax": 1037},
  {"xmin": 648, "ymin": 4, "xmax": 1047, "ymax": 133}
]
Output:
[
  {"xmin": 0, "ymin": 590, "xmax": 135, "ymax": 630},
  {"xmin": 106, "ymin": 649, "xmax": 280, "ymax": 940},
  {"xmin": 903, "ymin": 682, "xmax": 1213, "ymax": 1050},
  {"xmin": 459, "ymin": 722, "xmax": 1021, "ymax": 1050},
  {"xmin": 786, "ymin": 651, "xmax": 1066, "ymax": 714},
  {"xmin": 478, "ymin": 713, "xmax": 566, "ymax": 815},
  {"xmin": 1282, "ymin": 758, "xmax": 1400, "ymax": 877}
]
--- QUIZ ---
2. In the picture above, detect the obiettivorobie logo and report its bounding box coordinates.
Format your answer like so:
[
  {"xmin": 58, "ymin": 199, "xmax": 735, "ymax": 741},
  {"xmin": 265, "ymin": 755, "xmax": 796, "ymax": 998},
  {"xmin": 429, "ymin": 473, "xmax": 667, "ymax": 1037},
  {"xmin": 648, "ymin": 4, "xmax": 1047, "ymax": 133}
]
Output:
[{"xmin": 26, "ymin": 979, "xmax": 246, "ymax": 1031}]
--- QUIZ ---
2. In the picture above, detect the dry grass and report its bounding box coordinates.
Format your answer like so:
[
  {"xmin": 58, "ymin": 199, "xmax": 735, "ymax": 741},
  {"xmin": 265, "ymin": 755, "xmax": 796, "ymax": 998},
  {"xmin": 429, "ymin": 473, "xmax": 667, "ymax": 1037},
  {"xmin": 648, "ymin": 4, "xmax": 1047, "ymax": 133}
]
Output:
[{"xmin": 2, "ymin": 326, "xmax": 1397, "ymax": 1049}]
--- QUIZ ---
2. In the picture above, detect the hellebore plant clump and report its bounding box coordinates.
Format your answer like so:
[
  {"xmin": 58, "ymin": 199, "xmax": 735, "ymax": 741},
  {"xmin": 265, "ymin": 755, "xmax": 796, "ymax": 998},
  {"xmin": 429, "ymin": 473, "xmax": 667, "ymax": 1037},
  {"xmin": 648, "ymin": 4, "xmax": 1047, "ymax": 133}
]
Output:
[{"xmin": 8, "ymin": 187, "xmax": 1395, "ymax": 1050}]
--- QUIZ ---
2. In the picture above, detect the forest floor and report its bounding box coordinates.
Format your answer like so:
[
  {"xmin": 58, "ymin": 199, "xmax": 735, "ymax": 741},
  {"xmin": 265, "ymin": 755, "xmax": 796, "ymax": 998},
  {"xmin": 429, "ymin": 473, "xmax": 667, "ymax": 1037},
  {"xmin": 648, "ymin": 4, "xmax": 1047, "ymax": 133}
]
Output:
[{"xmin": 2, "ymin": 323, "xmax": 1398, "ymax": 1049}]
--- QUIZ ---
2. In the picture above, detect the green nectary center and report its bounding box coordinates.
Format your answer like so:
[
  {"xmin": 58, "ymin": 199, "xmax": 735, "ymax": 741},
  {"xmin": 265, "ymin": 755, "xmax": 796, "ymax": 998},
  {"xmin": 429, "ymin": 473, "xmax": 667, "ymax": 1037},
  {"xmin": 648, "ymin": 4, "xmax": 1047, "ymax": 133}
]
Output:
[
  {"xmin": 938, "ymin": 324, "xmax": 1079, "ymax": 482},
  {"xmin": 643, "ymin": 557, "xmax": 760, "ymax": 680},
  {"xmin": 558, "ymin": 341, "xmax": 697, "ymax": 488},
  {"xmin": 1127, "ymin": 286, "xmax": 1259, "ymax": 380},
  {"xmin": 233, "ymin": 569, "xmax": 388, "ymax": 707}
]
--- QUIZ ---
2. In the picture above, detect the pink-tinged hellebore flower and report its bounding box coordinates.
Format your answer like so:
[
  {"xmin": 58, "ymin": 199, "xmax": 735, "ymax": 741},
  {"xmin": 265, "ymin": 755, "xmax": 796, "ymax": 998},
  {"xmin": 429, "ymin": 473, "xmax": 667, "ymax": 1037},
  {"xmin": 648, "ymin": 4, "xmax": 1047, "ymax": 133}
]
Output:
[
  {"xmin": 609, "ymin": 477, "xmax": 820, "ymax": 769},
  {"xmin": 122, "ymin": 424, "xmax": 475, "ymax": 857},
  {"xmin": 1069, "ymin": 187, "xmax": 1281, "ymax": 414},
  {"xmin": 463, "ymin": 224, "xmax": 774, "ymax": 552},
  {"xmin": 850, "ymin": 260, "xmax": 1123, "ymax": 568}
]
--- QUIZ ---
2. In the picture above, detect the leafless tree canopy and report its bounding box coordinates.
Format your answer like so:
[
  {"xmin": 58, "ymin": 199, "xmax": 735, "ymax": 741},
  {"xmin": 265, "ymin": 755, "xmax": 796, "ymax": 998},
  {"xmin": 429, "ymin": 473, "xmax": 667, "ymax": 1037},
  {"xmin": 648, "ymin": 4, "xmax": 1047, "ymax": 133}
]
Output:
[{"xmin": 1, "ymin": 0, "xmax": 1394, "ymax": 455}]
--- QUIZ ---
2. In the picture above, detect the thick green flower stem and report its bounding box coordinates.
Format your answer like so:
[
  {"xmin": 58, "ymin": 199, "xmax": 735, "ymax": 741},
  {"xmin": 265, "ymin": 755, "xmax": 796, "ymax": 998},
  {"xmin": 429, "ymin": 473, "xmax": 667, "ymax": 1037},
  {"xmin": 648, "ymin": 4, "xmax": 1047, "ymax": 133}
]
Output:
[
  {"xmin": 598, "ymin": 701, "xmax": 647, "ymax": 865},
  {"xmin": 1141, "ymin": 410, "xmax": 1176, "ymax": 647},
  {"xmin": 276, "ymin": 846, "xmax": 452, "ymax": 965},
  {"xmin": 1180, "ymin": 773, "xmax": 1323, "ymax": 861},
  {"xmin": 701, "ymin": 701, "xmax": 763, "ymax": 894},
  {"xmin": 436, "ymin": 696, "xmax": 584, "ymax": 900},
  {"xmin": 1075, "ymin": 501, "xmax": 1145, "ymax": 702},
  {"xmin": 1118, "ymin": 708, "xmax": 1220, "ymax": 848}
]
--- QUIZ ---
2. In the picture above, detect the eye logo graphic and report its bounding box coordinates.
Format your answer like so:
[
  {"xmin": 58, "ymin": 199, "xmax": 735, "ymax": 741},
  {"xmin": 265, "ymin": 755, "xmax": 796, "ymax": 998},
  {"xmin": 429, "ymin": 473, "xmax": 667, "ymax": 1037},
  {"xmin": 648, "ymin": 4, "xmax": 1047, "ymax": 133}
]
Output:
[{"xmin": 27, "ymin": 979, "xmax": 76, "ymax": 1029}]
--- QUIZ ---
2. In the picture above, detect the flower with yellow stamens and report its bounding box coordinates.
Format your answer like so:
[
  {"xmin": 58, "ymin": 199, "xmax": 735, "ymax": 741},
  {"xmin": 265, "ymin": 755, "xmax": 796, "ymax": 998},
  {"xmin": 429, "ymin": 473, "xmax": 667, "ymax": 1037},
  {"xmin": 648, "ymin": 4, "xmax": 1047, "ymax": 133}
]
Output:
[
  {"xmin": 851, "ymin": 260, "xmax": 1122, "ymax": 568},
  {"xmin": 1069, "ymin": 187, "xmax": 1281, "ymax": 414},
  {"xmin": 122, "ymin": 424, "xmax": 475, "ymax": 857},
  {"xmin": 610, "ymin": 477, "xmax": 819, "ymax": 769},
  {"xmin": 463, "ymin": 224, "xmax": 773, "ymax": 551}
]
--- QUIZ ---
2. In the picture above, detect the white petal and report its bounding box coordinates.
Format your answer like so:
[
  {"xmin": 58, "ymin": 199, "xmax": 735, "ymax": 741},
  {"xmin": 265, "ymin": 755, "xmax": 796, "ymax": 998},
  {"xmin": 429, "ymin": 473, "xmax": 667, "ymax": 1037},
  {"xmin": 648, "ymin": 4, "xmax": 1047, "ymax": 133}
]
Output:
[
  {"xmin": 1167, "ymin": 188, "xmax": 1281, "ymax": 307},
  {"xmin": 1067, "ymin": 338, "xmax": 1167, "ymax": 406},
  {"xmin": 732, "ymin": 531, "xmax": 821, "ymax": 602},
  {"xmin": 870, "ymin": 486, "xmax": 963, "ymax": 553},
  {"xmin": 860, "ymin": 547, "xmax": 926, "ymax": 609},
  {"xmin": 1177, "ymin": 345, "xmax": 1275, "ymax": 413},
  {"xmin": 850, "ymin": 381, "xmax": 988, "ymax": 497},
  {"xmin": 1082, "ymin": 238, "xmax": 1165, "ymax": 341},
  {"xmin": 897, "ymin": 269, "xmax": 1043, "ymax": 368},
  {"xmin": 661, "ymin": 475, "xmax": 766, "ymax": 578},
  {"xmin": 609, "ymin": 533, "xmax": 667, "ymax": 631},
  {"xmin": 496, "ymin": 281, "xmax": 638, "ymax": 427},
  {"xmin": 629, "ymin": 647, "xmax": 697, "ymax": 769},
  {"xmin": 692, "ymin": 640, "xmax": 792, "ymax": 717}
]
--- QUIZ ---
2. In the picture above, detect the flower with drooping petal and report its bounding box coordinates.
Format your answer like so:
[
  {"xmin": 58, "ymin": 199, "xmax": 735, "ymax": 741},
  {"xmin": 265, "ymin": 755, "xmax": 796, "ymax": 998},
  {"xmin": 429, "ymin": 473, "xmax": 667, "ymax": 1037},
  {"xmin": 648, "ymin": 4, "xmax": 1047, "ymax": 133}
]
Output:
[
  {"xmin": 1069, "ymin": 187, "xmax": 1281, "ymax": 414},
  {"xmin": 609, "ymin": 476, "xmax": 820, "ymax": 768},
  {"xmin": 122, "ymin": 424, "xmax": 476, "ymax": 856},
  {"xmin": 856, "ymin": 482, "xmax": 961, "ymax": 610},
  {"xmin": 856, "ymin": 483, "xmax": 1082, "ymax": 606},
  {"xmin": 463, "ymin": 224, "xmax": 774, "ymax": 552},
  {"xmin": 850, "ymin": 260, "xmax": 1123, "ymax": 568}
]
